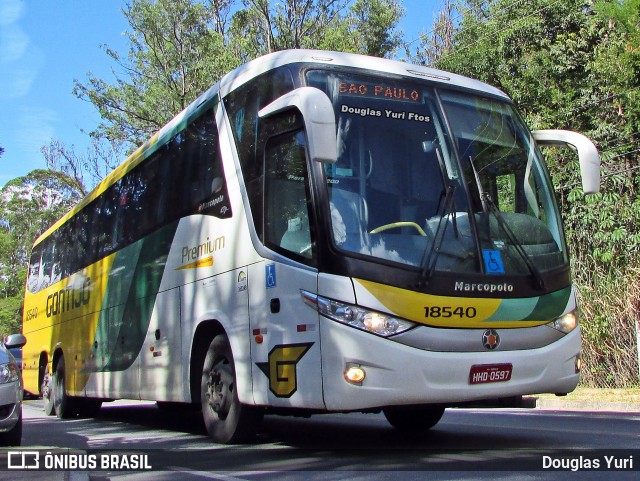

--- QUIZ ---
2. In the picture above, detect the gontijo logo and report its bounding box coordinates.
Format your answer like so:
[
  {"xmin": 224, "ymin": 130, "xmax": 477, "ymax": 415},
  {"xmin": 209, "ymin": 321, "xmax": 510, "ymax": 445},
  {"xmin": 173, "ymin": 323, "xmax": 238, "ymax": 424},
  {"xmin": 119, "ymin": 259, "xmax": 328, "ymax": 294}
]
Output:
[{"xmin": 46, "ymin": 277, "xmax": 91, "ymax": 318}]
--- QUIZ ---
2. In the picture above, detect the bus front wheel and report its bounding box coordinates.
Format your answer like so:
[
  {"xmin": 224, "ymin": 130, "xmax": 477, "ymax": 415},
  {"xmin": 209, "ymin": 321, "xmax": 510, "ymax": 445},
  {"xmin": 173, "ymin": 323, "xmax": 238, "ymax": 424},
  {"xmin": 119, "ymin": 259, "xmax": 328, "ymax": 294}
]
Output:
[
  {"xmin": 383, "ymin": 405, "xmax": 445, "ymax": 432},
  {"xmin": 200, "ymin": 334, "xmax": 262, "ymax": 443}
]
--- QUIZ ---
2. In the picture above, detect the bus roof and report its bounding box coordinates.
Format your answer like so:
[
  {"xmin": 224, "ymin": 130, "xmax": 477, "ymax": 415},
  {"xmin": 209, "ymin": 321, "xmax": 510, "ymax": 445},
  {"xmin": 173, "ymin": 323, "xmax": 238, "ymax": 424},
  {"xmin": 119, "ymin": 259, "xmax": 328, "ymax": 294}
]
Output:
[
  {"xmin": 218, "ymin": 49, "xmax": 510, "ymax": 101},
  {"xmin": 34, "ymin": 49, "xmax": 510, "ymax": 247}
]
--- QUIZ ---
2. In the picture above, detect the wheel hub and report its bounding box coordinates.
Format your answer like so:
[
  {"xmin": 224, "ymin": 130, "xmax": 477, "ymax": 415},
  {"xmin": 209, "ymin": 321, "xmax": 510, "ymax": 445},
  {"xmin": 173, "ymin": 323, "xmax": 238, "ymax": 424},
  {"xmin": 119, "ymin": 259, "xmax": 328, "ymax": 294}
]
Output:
[{"xmin": 207, "ymin": 360, "xmax": 233, "ymax": 416}]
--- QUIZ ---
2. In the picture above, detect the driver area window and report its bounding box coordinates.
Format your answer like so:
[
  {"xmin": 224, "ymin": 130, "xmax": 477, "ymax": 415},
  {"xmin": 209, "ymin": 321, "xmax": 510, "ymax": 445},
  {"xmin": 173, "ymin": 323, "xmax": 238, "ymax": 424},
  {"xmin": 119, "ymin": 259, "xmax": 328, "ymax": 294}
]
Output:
[{"xmin": 264, "ymin": 129, "xmax": 315, "ymax": 264}]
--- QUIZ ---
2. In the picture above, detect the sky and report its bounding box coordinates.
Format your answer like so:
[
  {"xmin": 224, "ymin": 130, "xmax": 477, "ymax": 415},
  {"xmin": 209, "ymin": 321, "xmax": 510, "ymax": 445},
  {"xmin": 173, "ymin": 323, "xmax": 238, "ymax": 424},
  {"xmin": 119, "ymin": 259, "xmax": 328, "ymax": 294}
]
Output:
[{"xmin": 0, "ymin": 0, "xmax": 439, "ymax": 187}]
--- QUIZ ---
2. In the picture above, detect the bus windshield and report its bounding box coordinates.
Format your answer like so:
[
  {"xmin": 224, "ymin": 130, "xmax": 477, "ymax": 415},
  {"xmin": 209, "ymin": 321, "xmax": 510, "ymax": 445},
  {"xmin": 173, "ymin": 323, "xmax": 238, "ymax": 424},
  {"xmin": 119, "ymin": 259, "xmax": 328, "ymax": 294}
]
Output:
[{"xmin": 306, "ymin": 70, "xmax": 568, "ymax": 277}]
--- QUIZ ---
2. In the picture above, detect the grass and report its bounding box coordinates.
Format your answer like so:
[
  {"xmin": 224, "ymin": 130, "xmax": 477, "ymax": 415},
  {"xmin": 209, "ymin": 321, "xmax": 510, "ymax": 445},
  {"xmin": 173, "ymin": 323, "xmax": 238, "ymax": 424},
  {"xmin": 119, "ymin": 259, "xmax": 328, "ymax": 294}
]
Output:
[{"xmin": 537, "ymin": 387, "xmax": 640, "ymax": 403}]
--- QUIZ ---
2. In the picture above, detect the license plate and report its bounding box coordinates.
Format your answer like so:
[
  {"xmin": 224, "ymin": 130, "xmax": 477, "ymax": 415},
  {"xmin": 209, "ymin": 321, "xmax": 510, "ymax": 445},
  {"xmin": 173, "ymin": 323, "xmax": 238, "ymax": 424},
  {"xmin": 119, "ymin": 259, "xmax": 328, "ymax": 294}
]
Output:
[{"xmin": 469, "ymin": 363, "xmax": 513, "ymax": 384}]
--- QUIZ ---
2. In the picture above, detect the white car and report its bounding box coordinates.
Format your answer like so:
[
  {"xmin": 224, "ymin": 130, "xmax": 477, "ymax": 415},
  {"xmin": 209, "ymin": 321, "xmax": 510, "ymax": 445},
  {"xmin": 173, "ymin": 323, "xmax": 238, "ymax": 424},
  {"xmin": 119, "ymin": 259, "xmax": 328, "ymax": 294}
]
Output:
[{"xmin": 0, "ymin": 333, "xmax": 26, "ymax": 446}]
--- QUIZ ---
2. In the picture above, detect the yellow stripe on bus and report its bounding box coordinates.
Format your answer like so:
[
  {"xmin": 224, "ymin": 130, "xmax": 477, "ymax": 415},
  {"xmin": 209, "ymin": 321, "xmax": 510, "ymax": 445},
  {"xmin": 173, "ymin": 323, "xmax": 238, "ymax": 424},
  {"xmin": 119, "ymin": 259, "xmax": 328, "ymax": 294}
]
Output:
[
  {"xmin": 354, "ymin": 279, "xmax": 547, "ymax": 328},
  {"xmin": 21, "ymin": 253, "xmax": 117, "ymax": 395},
  {"xmin": 176, "ymin": 256, "xmax": 214, "ymax": 270}
]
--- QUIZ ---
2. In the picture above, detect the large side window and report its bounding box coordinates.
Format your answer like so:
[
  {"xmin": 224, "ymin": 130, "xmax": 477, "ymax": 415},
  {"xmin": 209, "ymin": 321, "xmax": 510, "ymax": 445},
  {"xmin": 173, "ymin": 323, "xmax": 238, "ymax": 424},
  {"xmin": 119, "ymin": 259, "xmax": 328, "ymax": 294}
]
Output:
[
  {"xmin": 264, "ymin": 128, "xmax": 315, "ymax": 264},
  {"xmin": 26, "ymin": 104, "xmax": 232, "ymax": 292},
  {"xmin": 27, "ymin": 246, "xmax": 42, "ymax": 294}
]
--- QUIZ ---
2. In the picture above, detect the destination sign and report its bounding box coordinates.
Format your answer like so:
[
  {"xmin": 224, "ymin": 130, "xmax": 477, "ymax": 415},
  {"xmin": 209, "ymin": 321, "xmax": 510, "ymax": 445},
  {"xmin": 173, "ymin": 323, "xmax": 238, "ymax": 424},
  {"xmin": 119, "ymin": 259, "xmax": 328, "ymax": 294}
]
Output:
[{"xmin": 338, "ymin": 81, "xmax": 422, "ymax": 103}]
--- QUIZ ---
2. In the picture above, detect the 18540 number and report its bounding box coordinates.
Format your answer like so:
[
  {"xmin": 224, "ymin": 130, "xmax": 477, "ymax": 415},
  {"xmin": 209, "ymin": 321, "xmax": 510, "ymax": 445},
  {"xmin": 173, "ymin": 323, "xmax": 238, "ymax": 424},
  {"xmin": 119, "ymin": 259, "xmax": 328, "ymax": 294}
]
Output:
[{"xmin": 424, "ymin": 306, "xmax": 477, "ymax": 318}]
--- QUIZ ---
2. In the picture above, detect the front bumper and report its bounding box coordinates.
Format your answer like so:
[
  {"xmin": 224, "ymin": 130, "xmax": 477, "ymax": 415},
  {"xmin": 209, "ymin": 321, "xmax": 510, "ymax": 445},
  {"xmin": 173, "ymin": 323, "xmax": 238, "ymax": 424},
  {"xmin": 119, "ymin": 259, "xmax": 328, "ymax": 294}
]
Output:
[
  {"xmin": 0, "ymin": 381, "xmax": 22, "ymax": 432},
  {"xmin": 320, "ymin": 318, "xmax": 580, "ymax": 411}
]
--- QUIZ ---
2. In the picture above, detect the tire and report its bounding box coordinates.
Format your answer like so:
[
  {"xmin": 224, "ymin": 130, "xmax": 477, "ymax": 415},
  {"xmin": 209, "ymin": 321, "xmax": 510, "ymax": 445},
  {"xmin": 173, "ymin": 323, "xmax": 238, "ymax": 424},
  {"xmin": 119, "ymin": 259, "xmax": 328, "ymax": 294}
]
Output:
[
  {"xmin": 52, "ymin": 355, "xmax": 77, "ymax": 419},
  {"xmin": 383, "ymin": 405, "xmax": 445, "ymax": 432},
  {"xmin": 42, "ymin": 373, "xmax": 55, "ymax": 416},
  {"xmin": 0, "ymin": 409, "xmax": 22, "ymax": 446},
  {"xmin": 200, "ymin": 334, "xmax": 262, "ymax": 443}
]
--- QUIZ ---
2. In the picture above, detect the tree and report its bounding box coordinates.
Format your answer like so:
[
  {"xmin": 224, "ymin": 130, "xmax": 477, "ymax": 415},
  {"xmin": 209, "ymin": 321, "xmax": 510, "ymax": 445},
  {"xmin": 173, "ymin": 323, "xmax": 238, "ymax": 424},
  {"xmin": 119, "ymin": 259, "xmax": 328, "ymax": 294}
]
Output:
[
  {"xmin": 241, "ymin": 0, "xmax": 347, "ymax": 52},
  {"xmin": 0, "ymin": 295, "xmax": 22, "ymax": 338},
  {"xmin": 228, "ymin": 0, "xmax": 404, "ymax": 60},
  {"xmin": 344, "ymin": 0, "xmax": 405, "ymax": 58},
  {"xmin": 0, "ymin": 170, "xmax": 83, "ymax": 336},
  {"xmin": 0, "ymin": 170, "xmax": 83, "ymax": 297},
  {"xmin": 73, "ymin": 0, "xmax": 240, "ymax": 149},
  {"xmin": 41, "ymin": 136, "xmax": 125, "ymax": 196},
  {"xmin": 51, "ymin": 0, "xmax": 404, "ymax": 192},
  {"xmin": 407, "ymin": 0, "xmax": 455, "ymax": 65}
]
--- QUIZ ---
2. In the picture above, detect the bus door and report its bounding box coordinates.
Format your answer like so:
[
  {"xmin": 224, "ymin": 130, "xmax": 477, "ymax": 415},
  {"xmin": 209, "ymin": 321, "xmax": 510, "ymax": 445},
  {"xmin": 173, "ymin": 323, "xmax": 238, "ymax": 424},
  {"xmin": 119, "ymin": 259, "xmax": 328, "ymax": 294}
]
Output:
[
  {"xmin": 247, "ymin": 125, "xmax": 324, "ymax": 409},
  {"xmin": 248, "ymin": 262, "xmax": 322, "ymax": 408}
]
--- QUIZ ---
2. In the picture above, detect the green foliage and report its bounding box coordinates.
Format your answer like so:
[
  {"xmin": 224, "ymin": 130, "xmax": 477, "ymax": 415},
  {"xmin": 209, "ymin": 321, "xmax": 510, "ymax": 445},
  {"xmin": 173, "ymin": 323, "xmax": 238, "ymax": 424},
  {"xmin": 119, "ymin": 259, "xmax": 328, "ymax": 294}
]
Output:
[
  {"xmin": 577, "ymin": 263, "xmax": 639, "ymax": 387},
  {"xmin": 311, "ymin": 0, "xmax": 405, "ymax": 55},
  {"xmin": 0, "ymin": 170, "xmax": 82, "ymax": 298},
  {"xmin": 73, "ymin": 0, "xmax": 240, "ymax": 147},
  {"xmin": 0, "ymin": 296, "xmax": 22, "ymax": 338},
  {"xmin": 72, "ymin": 0, "xmax": 405, "ymax": 152},
  {"xmin": 346, "ymin": 0, "xmax": 405, "ymax": 57},
  {"xmin": 9, "ymin": 0, "xmax": 405, "ymax": 337}
]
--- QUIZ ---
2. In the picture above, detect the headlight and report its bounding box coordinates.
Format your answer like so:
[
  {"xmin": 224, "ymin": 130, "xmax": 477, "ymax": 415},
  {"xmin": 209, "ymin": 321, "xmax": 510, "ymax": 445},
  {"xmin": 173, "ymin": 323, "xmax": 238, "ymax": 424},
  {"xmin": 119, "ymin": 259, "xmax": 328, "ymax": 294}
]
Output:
[
  {"xmin": 302, "ymin": 291, "xmax": 416, "ymax": 337},
  {"xmin": 0, "ymin": 362, "xmax": 19, "ymax": 384},
  {"xmin": 547, "ymin": 310, "xmax": 578, "ymax": 334}
]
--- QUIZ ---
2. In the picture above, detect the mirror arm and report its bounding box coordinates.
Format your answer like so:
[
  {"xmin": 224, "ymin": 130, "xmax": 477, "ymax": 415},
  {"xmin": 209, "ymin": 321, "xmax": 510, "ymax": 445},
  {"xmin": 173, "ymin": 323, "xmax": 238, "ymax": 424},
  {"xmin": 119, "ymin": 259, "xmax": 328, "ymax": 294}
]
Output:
[
  {"xmin": 532, "ymin": 129, "xmax": 601, "ymax": 194},
  {"xmin": 259, "ymin": 87, "xmax": 337, "ymax": 164}
]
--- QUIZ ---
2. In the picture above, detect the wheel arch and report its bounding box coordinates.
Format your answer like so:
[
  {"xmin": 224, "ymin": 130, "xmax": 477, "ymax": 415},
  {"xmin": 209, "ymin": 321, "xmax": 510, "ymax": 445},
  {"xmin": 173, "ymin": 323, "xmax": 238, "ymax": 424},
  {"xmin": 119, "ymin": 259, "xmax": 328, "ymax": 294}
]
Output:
[
  {"xmin": 189, "ymin": 319, "xmax": 225, "ymax": 404},
  {"xmin": 51, "ymin": 345, "xmax": 64, "ymax": 374},
  {"xmin": 37, "ymin": 351, "xmax": 49, "ymax": 395}
]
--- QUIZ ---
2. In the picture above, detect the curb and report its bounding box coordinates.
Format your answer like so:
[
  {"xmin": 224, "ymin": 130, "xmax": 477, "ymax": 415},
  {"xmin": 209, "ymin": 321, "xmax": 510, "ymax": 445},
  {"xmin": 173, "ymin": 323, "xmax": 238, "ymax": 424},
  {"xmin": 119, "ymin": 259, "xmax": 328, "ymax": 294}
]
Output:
[{"xmin": 535, "ymin": 397, "xmax": 640, "ymax": 413}]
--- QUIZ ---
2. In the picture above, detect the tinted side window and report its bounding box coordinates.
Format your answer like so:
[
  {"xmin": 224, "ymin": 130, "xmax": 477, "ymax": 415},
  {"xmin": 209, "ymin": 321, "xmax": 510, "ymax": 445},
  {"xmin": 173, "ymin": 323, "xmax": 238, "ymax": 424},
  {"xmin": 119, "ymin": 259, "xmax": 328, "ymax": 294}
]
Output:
[
  {"xmin": 28, "ymin": 104, "xmax": 230, "ymax": 291},
  {"xmin": 27, "ymin": 246, "xmax": 42, "ymax": 294},
  {"xmin": 168, "ymin": 112, "xmax": 232, "ymax": 220}
]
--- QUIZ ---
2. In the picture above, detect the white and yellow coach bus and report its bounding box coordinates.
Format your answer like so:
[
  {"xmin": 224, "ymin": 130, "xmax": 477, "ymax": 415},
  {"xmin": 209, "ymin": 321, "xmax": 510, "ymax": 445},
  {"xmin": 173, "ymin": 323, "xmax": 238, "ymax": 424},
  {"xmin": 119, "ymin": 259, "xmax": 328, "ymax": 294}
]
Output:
[{"xmin": 22, "ymin": 50, "xmax": 600, "ymax": 443}]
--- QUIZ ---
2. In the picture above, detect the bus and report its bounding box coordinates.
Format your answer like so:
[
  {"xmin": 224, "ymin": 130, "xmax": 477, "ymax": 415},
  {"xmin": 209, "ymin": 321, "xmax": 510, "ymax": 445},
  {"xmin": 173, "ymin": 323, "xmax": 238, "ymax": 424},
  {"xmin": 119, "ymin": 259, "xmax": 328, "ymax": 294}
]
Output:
[{"xmin": 22, "ymin": 49, "xmax": 600, "ymax": 443}]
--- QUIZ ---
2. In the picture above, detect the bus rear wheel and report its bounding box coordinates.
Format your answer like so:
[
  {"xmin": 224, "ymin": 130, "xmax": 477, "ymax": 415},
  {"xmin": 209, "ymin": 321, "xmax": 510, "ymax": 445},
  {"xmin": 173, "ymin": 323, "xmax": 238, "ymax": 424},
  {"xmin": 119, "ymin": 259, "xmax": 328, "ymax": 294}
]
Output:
[
  {"xmin": 42, "ymin": 373, "xmax": 55, "ymax": 416},
  {"xmin": 200, "ymin": 334, "xmax": 262, "ymax": 443},
  {"xmin": 52, "ymin": 355, "xmax": 78, "ymax": 419},
  {"xmin": 383, "ymin": 405, "xmax": 445, "ymax": 432}
]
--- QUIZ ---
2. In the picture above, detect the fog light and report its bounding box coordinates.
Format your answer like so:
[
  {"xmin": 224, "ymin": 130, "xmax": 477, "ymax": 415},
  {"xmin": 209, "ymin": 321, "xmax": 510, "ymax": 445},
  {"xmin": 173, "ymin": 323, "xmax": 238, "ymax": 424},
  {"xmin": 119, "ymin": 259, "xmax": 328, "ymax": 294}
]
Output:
[{"xmin": 344, "ymin": 365, "xmax": 366, "ymax": 385}]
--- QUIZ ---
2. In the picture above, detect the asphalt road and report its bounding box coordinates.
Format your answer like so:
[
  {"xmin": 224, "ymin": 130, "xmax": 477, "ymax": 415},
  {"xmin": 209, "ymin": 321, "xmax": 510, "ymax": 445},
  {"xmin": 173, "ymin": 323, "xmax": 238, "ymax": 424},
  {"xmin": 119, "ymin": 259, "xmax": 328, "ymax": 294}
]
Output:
[{"xmin": 2, "ymin": 398, "xmax": 639, "ymax": 480}]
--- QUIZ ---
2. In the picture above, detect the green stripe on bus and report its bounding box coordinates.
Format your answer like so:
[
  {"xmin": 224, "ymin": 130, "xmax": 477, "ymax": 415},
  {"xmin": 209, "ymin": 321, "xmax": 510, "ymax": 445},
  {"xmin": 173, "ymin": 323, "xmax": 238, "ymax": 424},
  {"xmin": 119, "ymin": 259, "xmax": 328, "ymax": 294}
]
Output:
[{"xmin": 91, "ymin": 221, "xmax": 179, "ymax": 372}]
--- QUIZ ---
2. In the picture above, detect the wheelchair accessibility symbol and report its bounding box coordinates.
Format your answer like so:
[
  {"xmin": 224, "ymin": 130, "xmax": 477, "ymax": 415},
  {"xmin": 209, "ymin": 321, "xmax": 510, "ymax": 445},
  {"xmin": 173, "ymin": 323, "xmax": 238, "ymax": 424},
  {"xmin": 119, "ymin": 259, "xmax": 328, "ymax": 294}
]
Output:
[
  {"xmin": 265, "ymin": 263, "xmax": 277, "ymax": 288},
  {"xmin": 482, "ymin": 250, "xmax": 505, "ymax": 274}
]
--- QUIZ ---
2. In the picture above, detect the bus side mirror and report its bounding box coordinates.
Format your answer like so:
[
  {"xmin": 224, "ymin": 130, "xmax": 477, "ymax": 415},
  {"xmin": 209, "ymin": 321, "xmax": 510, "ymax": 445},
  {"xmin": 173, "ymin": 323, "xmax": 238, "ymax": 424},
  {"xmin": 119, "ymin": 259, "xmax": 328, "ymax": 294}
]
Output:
[
  {"xmin": 259, "ymin": 87, "xmax": 337, "ymax": 164},
  {"xmin": 532, "ymin": 130, "xmax": 601, "ymax": 194}
]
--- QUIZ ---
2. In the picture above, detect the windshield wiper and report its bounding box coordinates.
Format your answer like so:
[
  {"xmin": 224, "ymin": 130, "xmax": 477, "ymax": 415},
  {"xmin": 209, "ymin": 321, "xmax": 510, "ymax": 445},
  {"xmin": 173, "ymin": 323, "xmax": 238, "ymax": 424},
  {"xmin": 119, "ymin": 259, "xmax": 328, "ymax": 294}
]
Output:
[
  {"xmin": 481, "ymin": 192, "xmax": 545, "ymax": 289},
  {"xmin": 467, "ymin": 154, "xmax": 544, "ymax": 289},
  {"xmin": 418, "ymin": 184, "xmax": 458, "ymax": 287}
]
